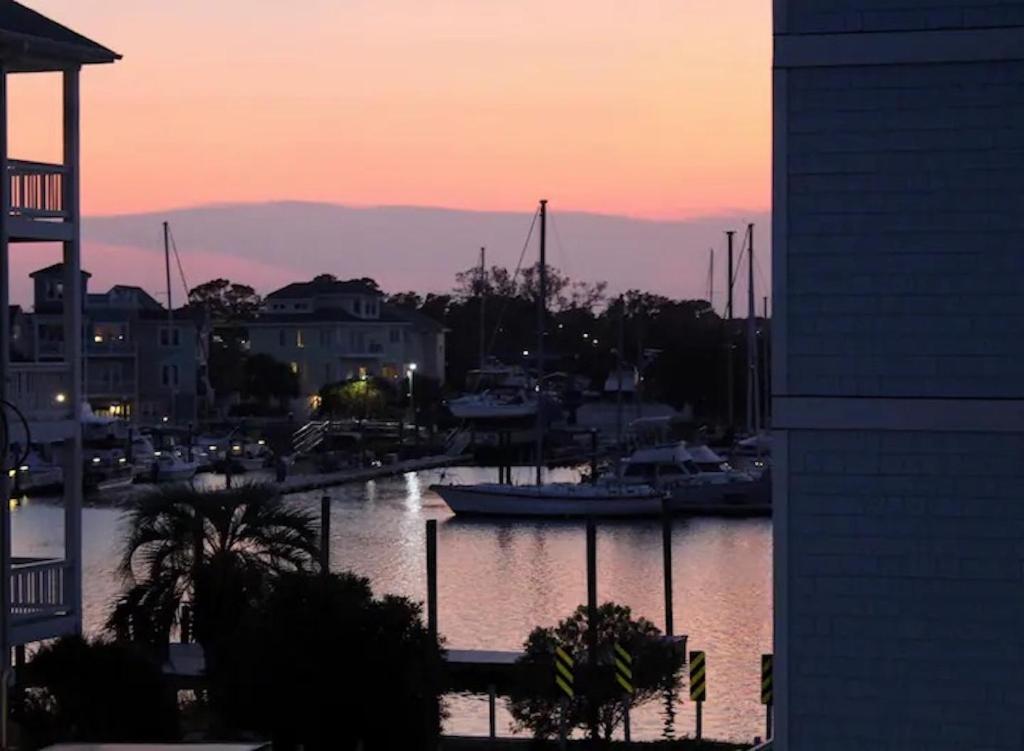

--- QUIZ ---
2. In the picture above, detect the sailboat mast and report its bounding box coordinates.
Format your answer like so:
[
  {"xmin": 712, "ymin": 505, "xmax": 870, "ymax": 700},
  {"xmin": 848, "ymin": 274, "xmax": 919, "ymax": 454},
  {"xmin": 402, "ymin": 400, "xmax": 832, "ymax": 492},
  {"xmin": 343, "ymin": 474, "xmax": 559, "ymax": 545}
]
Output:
[
  {"xmin": 726, "ymin": 230, "xmax": 735, "ymax": 428},
  {"xmin": 535, "ymin": 200, "xmax": 547, "ymax": 486},
  {"xmin": 746, "ymin": 223, "xmax": 758, "ymax": 436},
  {"xmin": 478, "ymin": 246, "xmax": 486, "ymax": 370},
  {"xmin": 163, "ymin": 221, "xmax": 175, "ymax": 423}
]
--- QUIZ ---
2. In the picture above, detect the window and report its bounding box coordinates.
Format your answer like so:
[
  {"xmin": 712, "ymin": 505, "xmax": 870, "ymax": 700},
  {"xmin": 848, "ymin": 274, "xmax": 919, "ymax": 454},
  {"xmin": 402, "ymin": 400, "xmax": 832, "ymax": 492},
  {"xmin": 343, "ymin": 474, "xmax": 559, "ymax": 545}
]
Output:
[
  {"xmin": 351, "ymin": 331, "xmax": 366, "ymax": 352},
  {"xmin": 290, "ymin": 362, "xmax": 300, "ymax": 375},
  {"xmin": 279, "ymin": 328, "xmax": 287, "ymax": 347},
  {"xmin": 296, "ymin": 329, "xmax": 305, "ymax": 348},
  {"xmin": 354, "ymin": 298, "xmax": 364, "ymax": 315},
  {"xmin": 320, "ymin": 329, "xmax": 334, "ymax": 347},
  {"xmin": 45, "ymin": 281, "xmax": 64, "ymax": 301},
  {"xmin": 159, "ymin": 327, "xmax": 180, "ymax": 347},
  {"xmin": 324, "ymin": 363, "xmax": 333, "ymax": 382},
  {"xmin": 389, "ymin": 328, "xmax": 400, "ymax": 344},
  {"xmin": 272, "ymin": 303, "xmax": 285, "ymax": 311},
  {"xmin": 161, "ymin": 364, "xmax": 179, "ymax": 387}
]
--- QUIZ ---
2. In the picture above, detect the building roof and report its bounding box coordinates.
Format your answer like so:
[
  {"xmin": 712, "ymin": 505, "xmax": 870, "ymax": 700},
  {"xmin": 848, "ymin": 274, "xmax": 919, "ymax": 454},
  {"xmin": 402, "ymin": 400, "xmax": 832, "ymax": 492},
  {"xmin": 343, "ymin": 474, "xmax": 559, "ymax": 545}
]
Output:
[
  {"xmin": 30, "ymin": 262, "xmax": 90, "ymax": 278},
  {"xmin": 266, "ymin": 277, "xmax": 381, "ymax": 300},
  {"xmin": 0, "ymin": 1, "xmax": 120, "ymax": 70}
]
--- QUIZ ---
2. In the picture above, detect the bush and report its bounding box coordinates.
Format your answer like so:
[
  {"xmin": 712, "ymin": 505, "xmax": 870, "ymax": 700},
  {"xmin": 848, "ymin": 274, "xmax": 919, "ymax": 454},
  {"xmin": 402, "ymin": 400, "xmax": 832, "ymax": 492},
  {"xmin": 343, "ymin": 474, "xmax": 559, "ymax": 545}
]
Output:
[
  {"xmin": 209, "ymin": 571, "xmax": 445, "ymax": 750},
  {"xmin": 16, "ymin": 636, "xmax": 178, "ymax": 747},
  {"xmin": 509, "ymin": 603, "xmax": 684, "ymax": 741}
]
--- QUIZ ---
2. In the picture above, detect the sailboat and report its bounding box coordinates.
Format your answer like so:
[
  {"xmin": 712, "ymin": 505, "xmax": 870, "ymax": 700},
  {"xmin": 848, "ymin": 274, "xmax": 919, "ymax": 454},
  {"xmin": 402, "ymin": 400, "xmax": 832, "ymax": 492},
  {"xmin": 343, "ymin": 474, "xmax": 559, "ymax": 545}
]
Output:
[{"xmin": 430, "ymin": 200, "xmax": 667, "ymax": 518}]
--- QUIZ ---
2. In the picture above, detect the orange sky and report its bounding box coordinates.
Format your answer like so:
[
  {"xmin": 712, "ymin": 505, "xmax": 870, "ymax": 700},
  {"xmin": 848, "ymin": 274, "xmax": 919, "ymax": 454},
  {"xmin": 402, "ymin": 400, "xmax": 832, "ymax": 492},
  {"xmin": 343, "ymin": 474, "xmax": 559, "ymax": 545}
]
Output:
[{"xmin": 8, "ymin": 1, "xmax": 770, "ymax": 220}]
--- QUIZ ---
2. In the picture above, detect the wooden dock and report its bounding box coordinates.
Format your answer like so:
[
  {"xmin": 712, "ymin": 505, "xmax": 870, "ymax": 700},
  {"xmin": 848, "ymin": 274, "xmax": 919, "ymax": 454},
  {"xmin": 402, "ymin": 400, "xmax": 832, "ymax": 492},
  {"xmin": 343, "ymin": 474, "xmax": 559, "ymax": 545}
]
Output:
[{"xmin": 278, "ymin": 453, "xmax": 470, "ymax": 494}]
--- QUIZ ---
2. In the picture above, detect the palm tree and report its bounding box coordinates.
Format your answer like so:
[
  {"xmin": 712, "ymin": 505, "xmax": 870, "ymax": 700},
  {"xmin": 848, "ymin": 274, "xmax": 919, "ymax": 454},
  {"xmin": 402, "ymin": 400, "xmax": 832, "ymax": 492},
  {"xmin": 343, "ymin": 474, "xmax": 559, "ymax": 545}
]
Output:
[{"xmin": 108, "ymin": 482, "xmax": 319, "ymax": 652}]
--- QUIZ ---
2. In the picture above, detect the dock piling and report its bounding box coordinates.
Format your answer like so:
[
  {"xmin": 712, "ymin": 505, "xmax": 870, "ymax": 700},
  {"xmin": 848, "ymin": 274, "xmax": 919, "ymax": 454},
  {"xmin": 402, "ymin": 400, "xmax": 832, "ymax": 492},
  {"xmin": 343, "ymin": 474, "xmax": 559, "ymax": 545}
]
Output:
[
  {"xmin": 488, "ymin": 683, "xmax": 497, "ymax": 738},
  {"xmin": 662, "ymin": 500, "xmax": 674, "ymax": 636},
  {"xmin": 320, "ymin": 495, "xmax": 331, "ymax": 577},
  {"xmin": 585, "ymin": 517, "xmax": 598, "ymax": 741},
  {"xmin": 426, "ymin": 519, "xmax": 438, "ymax": 642}
]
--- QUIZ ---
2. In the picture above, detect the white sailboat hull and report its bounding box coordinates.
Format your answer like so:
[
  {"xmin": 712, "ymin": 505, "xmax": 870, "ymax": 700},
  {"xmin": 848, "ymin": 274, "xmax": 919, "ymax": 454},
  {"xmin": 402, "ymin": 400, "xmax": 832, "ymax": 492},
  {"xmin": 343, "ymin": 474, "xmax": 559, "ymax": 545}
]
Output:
[{"xmin": 430, "ymin": 483, "xmax": 666, "ymax": 518}]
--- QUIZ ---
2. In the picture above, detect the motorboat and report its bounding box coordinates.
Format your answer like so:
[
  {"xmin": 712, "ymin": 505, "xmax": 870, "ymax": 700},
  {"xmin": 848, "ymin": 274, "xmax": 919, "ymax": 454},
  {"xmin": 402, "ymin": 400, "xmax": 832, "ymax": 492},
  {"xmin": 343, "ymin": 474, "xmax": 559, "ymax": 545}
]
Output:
[
  {"xmin": 10, "ymin": 450, "xmax": 63, "ymax": 495},
  {"xmin": 447, "ymin": 387, "xmax": 539, "ymax": 420},
  {"xmin": 430, "ymin": 481, "xmax": 668, "ymax": 518},
  {"xmin": 84, "ymin": 450, "xmax": 135, "ymax": 493},
  {"xmin": 230, "ymin": 440, "xmax": 271, "ymax": 471},
  {"xmin": 130, "ymin": 434, "xmax": 157, "ymax": 478},
  {"xmin": 604, "ymin": 442, "xmax": 770, "ymax": 515},
  {"xmin": 149, "ymin": 450, "xmax": 199, "ymax": 483}
]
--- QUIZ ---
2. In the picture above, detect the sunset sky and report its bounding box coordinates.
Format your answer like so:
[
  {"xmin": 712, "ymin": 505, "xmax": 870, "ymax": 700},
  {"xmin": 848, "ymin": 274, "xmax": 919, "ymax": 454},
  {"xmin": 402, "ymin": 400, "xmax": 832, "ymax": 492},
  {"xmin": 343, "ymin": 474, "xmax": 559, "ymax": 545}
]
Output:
[{"xmin": 6, "ymin": 1, "xmax": 771, "ymax": 305}]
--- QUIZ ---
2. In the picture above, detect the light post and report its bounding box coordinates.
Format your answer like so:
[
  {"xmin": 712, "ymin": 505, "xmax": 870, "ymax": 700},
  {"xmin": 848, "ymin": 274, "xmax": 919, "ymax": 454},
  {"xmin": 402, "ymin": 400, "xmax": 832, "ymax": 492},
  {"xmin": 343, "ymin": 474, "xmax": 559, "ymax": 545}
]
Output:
[{"xmin": 407, "ymin": 363, "xmax": 418, "ymax": 433}]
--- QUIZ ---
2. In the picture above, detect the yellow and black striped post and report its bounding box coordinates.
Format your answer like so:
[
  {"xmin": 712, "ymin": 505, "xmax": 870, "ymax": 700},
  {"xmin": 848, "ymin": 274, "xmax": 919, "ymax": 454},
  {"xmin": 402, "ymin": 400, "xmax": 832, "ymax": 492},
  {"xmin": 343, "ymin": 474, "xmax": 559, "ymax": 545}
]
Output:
[
  {"xmin": 555, "ymin": 645, "xmax": 574, "ymax": 751},
  {"xmin": 614, "ymin": 643, "xmax": 634, "ymax": 741},
  {"xmin": 761, "ymin": 653, "xmax": 774, "ymax": 739},
  {"xmin": 689, "ymin": 650, "xmax": 707, "ymax": 739},
  {"xmin": 555, "ymin": 645, "xmax": 575, "ymax": 699}
]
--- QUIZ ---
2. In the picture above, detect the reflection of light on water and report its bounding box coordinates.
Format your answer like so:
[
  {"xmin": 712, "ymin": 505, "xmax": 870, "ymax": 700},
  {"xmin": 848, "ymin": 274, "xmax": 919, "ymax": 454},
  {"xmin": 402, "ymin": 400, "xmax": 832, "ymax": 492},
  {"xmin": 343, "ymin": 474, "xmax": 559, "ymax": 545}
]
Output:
[
  {"xmin": 12, "ymin": 467, "xmax": 770, "ymax": 743},
  {"xmin": 403, "ymin": 472, "xmax": 421, "ymax": 510}
]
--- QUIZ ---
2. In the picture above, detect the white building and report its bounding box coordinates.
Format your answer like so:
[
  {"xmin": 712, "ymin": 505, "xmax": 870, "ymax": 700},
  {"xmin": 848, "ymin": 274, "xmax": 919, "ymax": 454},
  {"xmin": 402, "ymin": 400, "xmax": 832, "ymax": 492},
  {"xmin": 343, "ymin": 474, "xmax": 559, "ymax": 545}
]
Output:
[
  {"xmin": 248, "ymin": 277, "xmax": 445, "ymax": 412},
  {"xmin": 774, "ymin": 3, "xmax": 1024, "ymax": 748},
  {"xmin": 0, "ymin": 3, "xmax": 118, "ymax": 659}
]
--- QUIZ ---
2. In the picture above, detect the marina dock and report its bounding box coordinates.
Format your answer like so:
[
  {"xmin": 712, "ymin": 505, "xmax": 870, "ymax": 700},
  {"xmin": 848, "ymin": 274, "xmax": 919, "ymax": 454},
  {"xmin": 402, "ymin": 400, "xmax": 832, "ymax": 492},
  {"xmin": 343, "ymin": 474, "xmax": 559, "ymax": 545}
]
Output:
[{"xmin": 277, "ymin": 453, "xmax": 470, "ymax": 494}]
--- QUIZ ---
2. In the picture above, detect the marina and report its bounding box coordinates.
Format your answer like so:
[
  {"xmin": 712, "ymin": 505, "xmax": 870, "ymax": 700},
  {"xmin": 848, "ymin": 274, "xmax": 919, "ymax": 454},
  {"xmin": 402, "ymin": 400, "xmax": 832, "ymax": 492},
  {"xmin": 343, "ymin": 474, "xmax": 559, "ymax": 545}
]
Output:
[{"xmin": 11, "ymin": 465, "xmax": 772, "ymax": 743}]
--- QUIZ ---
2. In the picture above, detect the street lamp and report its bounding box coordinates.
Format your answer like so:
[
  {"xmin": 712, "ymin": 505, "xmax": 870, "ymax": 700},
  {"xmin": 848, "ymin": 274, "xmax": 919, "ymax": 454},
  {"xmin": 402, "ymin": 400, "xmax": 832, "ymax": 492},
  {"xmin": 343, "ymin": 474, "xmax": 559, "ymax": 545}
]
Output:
[{"xmin": 407, "ymin": 363, "xmax": 418, "ymax": 434}]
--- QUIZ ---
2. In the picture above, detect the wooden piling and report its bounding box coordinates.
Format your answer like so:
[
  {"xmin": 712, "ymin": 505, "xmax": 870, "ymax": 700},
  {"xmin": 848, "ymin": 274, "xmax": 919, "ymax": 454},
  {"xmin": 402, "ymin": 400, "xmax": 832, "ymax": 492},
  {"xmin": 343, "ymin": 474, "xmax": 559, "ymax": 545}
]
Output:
[
  {"xmin": 320, "ymin": 495, "xmax": 331, "ymax": 577},
  {"xmin": 662, "ymin": 500, "xmax": 674, "ymax": 637},
  {"xmin": 426, "ymin": 519, "xmax": 438, "ymax": 642},
  {"xmin": 586, "ymin": 517, "xmax": 598, "ymax": 741}
]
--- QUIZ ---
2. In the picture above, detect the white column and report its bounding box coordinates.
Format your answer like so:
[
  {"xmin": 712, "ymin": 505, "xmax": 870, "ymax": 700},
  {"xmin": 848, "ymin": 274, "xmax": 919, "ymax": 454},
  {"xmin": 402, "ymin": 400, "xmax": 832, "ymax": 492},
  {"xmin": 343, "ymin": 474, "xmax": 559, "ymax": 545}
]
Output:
[
  {"xmin": 0, "ymin": 63, "xmax": 11, "ymax": 690},
  {"xmin": 61, "ymin": 67, "xmax": 82, "ymax": 635}
]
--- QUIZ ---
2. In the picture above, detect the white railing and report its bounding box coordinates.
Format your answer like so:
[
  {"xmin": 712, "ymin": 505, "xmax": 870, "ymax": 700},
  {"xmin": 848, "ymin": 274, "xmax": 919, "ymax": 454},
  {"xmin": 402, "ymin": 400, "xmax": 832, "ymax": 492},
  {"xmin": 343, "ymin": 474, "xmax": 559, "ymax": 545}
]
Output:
[
  {"xmin": 9, "ymin": 159, "xmax": 67, "ymax": 220},
  {"xmin": 11, "ymin": 558, "xmax": 68, "ymax": 620}
]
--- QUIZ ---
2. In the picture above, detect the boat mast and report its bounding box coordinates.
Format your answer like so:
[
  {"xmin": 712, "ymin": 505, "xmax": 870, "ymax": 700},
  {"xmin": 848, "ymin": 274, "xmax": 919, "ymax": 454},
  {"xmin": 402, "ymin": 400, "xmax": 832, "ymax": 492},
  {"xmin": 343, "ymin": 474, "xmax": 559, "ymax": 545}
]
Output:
[
  {"xmin": 746, "ymin": 223, "xmax": 759, "ymax": 436},
  {"xmin": 478, "ymin": 246, "xmax": 486, "ymax": 371},
  {"xmin": 726, "ymin": 230, "xmax": 735, "ymax": 428},
  {"xmin": 163, "ymin": 221, "xmax": 175, "ymax": 423},
  {"xmin": 535, "ymin": 200, "xmax": 547, "ymax": 486}
]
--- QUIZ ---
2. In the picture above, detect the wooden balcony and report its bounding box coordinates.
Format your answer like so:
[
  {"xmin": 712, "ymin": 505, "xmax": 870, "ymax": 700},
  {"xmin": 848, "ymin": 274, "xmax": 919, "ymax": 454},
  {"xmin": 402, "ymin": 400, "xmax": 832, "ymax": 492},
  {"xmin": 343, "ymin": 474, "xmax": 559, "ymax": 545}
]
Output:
[
  {"xmin": 10, "ymin": 557, "xmax": 76, "ymax": 645},
  {"xmin": 8, "ymin": 159, "xmax": 73, "ymax": 242}
]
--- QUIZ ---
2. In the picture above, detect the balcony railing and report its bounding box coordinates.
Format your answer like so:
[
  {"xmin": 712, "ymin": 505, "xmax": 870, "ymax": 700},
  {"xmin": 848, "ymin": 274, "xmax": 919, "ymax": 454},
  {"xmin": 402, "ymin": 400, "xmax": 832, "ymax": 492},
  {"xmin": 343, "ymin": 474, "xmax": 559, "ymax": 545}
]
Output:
[
  {"xmin": 9, "ymin": 160, "xmax": 66, "ymax": 220},
  {"xmin": 11, "ymin": 558, "xmax": 68, "ymax": 621}
]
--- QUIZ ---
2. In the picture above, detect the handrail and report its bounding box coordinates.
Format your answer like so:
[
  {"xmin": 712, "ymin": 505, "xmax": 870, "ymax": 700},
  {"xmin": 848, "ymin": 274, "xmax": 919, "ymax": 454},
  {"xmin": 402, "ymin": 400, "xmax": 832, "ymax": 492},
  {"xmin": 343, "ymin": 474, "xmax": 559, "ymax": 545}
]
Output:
[
  {"xmin": 8, "ymin": 159, "xmax": 67, "ymax": 219},
  {"xmin": 10, "ymin": 558, "xmax": 68, "ymax": 620}
]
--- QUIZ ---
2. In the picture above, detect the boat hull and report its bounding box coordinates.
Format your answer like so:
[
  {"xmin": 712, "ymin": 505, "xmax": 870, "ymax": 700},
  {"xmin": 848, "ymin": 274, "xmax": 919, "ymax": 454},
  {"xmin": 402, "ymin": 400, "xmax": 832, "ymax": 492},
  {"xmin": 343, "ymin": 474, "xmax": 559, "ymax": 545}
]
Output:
[{"xmin": 430, "ymin": 483, "xmax": 666, "ymax": 518}]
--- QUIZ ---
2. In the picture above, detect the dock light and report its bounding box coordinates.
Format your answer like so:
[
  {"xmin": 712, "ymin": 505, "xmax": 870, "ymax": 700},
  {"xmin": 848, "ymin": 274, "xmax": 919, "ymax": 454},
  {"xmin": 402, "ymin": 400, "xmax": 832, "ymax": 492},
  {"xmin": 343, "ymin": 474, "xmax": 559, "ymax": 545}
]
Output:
[
  {"xmin": 6, "ymin": 469, "xmax": 14, "ymax": 478},
  {"xmin": 154, "ymin": 450, "xmax": 163, "ymax": 457},
  {"xmin": 162, "ymin": 416, "xmax": 169, "ymax": 423},
  {"xmin": 522, "ymin": 350, "xmax": 530, "ymax": 357},
  {"xmin": 19, "ymin": 465, "xmax": 28, "ymax": 472},
  {"xmin": 257, "ymin": 439, "xmax": 266, "ymax": 446},
  {"xmin": 232, "ymin": 444, "xmax": 241, "ymax": 453},
  {"xmin": 93, "ymin": 335, "xmax": 103, "ymax": 343},
  {"xmin": 208, "ymin": 445, "xmax": 217, "ymax": 451},
  {"xmin": 118, "ymin": 457, "xmax": 127, "ymax": 464},
  {"xmin": 592, "ymin": 339, "xmax": 599, "ymax": 345},
  {"xmin": 408, "ymin": 362, "xmax": 417, "ymax": 372},
  {"xmin": 91, "ymin": 457, "xmax": 101, "ymax": 464},
  {"xmin": 55, "ymin": 393, "xmax": 66, "ymax": 403}
]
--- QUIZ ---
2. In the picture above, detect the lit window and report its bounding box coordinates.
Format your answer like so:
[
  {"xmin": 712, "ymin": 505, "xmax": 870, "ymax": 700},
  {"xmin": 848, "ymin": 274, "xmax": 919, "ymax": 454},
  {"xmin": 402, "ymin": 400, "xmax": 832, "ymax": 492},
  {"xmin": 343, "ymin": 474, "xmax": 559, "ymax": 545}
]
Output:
[
  {"xmin": 290, "ymin": 362, "xmax": 300, "ymax": 375},
  {"xmin": 296, "ymin": 329, "xmax": 305, "ymax": 348}
]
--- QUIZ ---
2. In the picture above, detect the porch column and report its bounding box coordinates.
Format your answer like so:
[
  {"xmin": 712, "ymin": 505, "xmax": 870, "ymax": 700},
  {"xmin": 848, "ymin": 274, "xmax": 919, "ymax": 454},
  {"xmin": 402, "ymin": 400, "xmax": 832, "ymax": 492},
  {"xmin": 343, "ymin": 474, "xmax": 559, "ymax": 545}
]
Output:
[
  {"xmin": 61, "ymin": 66, "xmax": 82, "ymax": 635},
  {"xmin": 0, "ymin": 62, "xmax": 11, "ymax": 695}
]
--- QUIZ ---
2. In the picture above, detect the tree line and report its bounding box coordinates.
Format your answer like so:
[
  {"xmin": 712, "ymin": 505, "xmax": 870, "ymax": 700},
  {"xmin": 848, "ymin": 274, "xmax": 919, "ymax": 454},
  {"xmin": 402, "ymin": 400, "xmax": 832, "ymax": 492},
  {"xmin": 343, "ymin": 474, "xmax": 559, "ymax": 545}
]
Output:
[{"xmin": 187, "ymin": 265, "xmax": 769, "ymax": 426}]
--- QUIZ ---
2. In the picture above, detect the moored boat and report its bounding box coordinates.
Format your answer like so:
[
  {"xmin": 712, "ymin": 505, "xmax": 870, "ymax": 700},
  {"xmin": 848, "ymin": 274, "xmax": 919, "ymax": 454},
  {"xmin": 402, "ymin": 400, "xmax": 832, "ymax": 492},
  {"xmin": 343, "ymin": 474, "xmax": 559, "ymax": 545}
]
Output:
[{"xmin": 431, "ymin": 481, "xmax": 667, "ymax": 518}]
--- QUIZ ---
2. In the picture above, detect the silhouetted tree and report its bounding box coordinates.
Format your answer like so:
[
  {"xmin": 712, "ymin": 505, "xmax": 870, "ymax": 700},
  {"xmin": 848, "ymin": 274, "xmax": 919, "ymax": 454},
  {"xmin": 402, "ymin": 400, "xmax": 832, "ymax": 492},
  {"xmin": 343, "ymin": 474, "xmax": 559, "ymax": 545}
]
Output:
[
  {"xmin": 16, "ymin": 636, "xmax": 179, "ymax": 747},
  {"xmin": 209, "ymin": 571, "xmax": 445, "ymax": 751},
  {"xmin": 242, "ymin": 353, "xmax": 299, "ymax": 407},
  {"xmin": 509, "ymin": 603, "xmax": 683, "ymax": 741}
]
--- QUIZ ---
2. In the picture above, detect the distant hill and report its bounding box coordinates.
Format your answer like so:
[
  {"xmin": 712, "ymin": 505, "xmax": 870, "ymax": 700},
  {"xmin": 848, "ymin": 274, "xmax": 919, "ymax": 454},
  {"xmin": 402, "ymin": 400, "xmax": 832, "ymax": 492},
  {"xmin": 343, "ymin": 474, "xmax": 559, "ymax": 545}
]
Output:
[{"xmin": 11, "ymin": 201, "xmax": 770, "ymax": 308}]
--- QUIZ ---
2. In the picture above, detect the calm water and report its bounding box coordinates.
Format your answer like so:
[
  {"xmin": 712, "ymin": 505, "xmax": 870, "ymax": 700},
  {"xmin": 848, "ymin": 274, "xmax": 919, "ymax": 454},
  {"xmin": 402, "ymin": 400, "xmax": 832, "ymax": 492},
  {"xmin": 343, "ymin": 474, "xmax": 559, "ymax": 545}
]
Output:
[{"xmin": 10, "ymin": 466, "xmax": 772, "ymax": 743}]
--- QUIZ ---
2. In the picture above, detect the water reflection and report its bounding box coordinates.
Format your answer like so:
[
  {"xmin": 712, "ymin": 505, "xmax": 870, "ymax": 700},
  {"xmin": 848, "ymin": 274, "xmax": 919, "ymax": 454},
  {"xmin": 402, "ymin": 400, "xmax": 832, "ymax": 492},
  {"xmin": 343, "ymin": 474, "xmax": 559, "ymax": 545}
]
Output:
[{"xmin": 10, "ymin": 465, "xmax": 771, "ymax": 743}]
